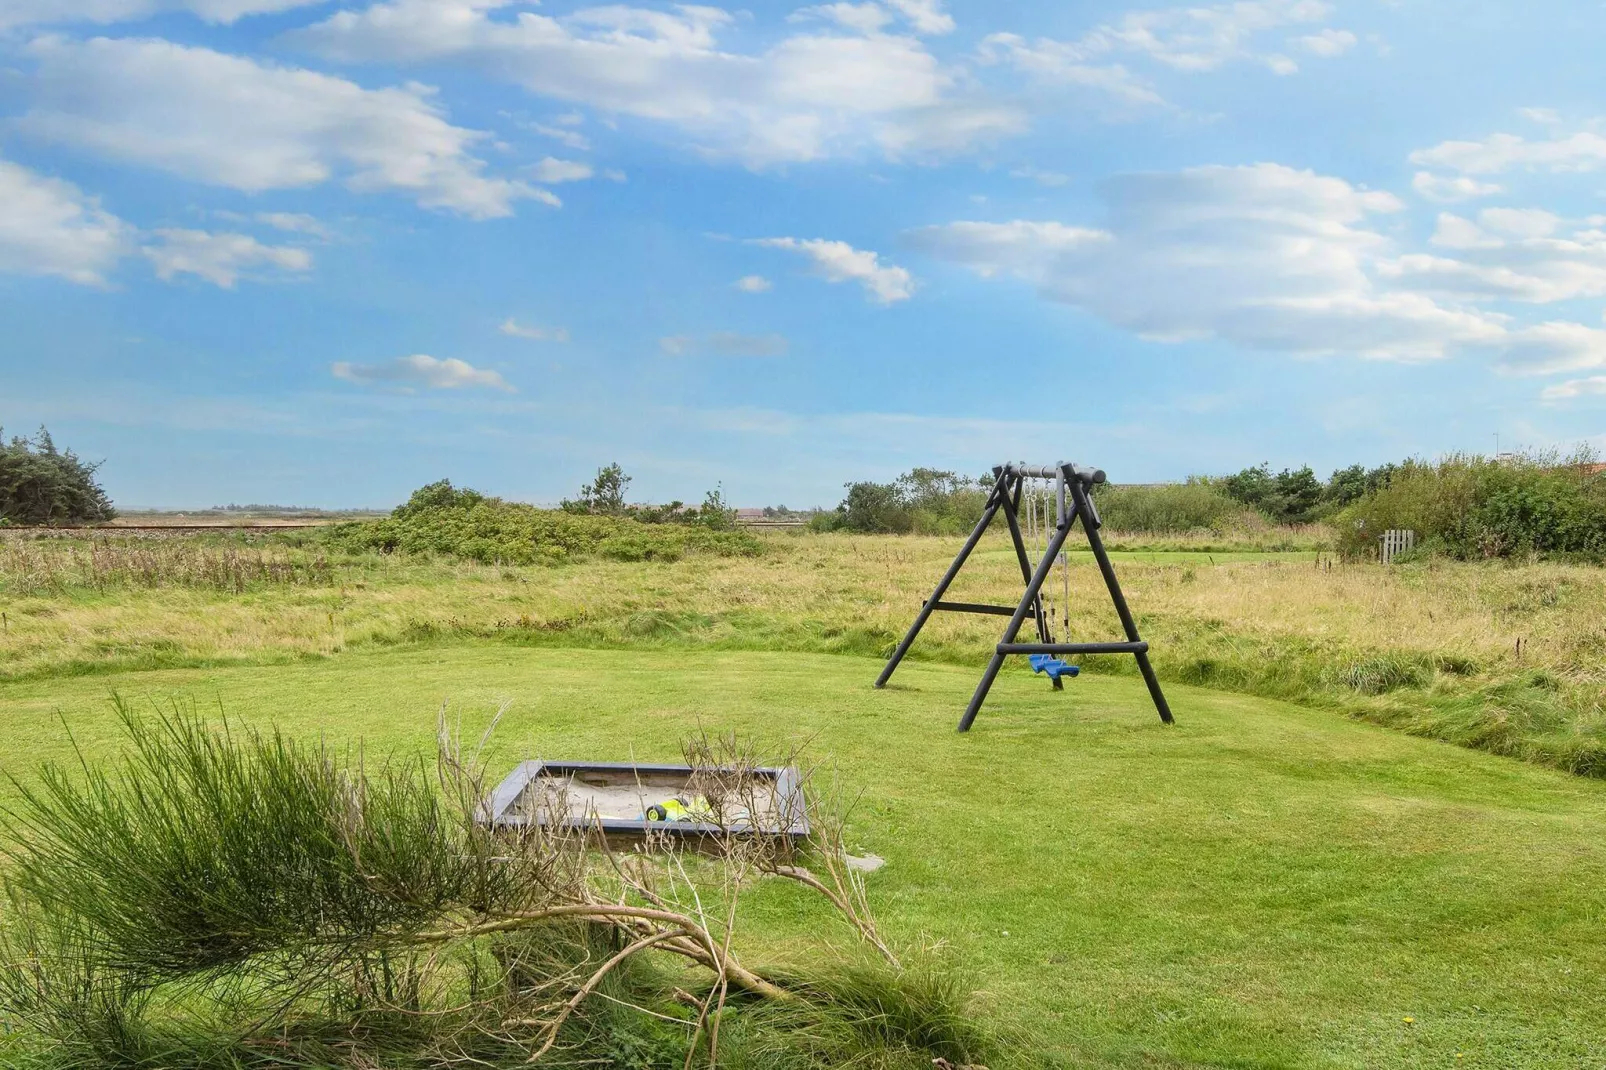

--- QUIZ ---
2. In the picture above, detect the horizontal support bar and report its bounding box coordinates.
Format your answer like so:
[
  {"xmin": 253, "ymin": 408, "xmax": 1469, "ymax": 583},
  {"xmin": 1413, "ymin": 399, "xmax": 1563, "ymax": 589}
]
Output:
[
  {"xmin": 996, "ymin": 641, "xmax": 1148, "ymax": 656},
  {"xmin": 925, "ymin": 599, "xmax": 1036, "ymax": 618},
  {"xmin": 999, "ymin": 462, "xmax": 1106, "ymax": 485}
]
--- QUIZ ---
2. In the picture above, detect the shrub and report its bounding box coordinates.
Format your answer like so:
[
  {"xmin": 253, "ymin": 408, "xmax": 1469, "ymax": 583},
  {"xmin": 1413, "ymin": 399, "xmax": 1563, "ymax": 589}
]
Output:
[
  {"xmin": 820, "ymin": 469, "xmax": 989, "ymax": 535},
  {"xmin": 0, "ymin": 425, "xmax": 116, "ymax": 526},
  {"xmin": 1336, "ymin": 451, "xmax": 1606, "ymax": 560},
  {"xmin": 324, "ymin": 480, "xmax": 760, "ymax": 564},
  {"xmin": 1093, "ymin": 480, "xmax": 1249, "ymax": 534}
]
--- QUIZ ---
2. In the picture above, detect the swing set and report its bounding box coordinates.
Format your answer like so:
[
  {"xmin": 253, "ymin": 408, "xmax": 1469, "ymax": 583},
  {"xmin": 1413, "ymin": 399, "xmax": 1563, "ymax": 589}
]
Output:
[{"xmin": 875, "ymin": 461, "xmax": 1174, "ymax": 732}]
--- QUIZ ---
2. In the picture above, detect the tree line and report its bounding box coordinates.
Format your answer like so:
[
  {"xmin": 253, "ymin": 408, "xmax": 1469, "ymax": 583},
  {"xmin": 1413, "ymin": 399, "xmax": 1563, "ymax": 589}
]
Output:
[{"xmin": 815, "ymin": 455, "xmax": 1606, "ymax": 560}]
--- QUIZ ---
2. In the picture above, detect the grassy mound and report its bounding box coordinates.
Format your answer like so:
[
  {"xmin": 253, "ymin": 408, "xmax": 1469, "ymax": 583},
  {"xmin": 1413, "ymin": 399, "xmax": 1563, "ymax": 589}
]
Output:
[{"xmin": 323, "ymin": 481, "xmax": 761, "ymax": 564}]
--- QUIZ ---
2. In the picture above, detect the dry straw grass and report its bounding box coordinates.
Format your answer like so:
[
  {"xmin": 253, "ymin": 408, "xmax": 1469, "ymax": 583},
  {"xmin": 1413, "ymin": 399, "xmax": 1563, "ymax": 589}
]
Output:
[{"xmin": 2, "ymin": 529, "xmax": 1603, "ymax": 772}]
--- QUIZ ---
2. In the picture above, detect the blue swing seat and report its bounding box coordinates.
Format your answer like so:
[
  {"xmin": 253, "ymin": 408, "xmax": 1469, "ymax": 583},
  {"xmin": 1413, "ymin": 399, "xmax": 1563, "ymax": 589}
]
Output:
[{"xmin": 1029, "ymin": 653, "xmax": 1081, "ymax": 690}]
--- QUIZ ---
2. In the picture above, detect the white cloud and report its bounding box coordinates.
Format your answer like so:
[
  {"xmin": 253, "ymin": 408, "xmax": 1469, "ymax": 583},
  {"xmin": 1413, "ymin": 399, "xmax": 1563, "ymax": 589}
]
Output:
[
  {"xmin": 908, "ymin": 163, "xmax": 1506, "ymax": 360},
  {"xmin": 500, "ymin": 317, "xmax": 569, "ymax": 341},
  {"xmin": 735, "ymin": 274, "xmax": 772, "ymax": 292},
  {"xmin": 755, "ymin": 236, "xmax": 914, "ymax": 303},
  {"xmin": 884, "ymin": 0, "xmax": 954, "ymax": 35},
  {"xmin": 1411, "ymin": 170, "xmax": 1502, "ymax": 203},
  {"xmin": 1293, "ymin": 27, "xmax": 1355, "ymax": 56},
  {"xmin": 332, "ymin": 354, "xmax": 513, "ymax": 391},
  {"xmin": 792, "ymin": 3, "xmax": 893, "ymax": 35},
  {"xmin": 1495, "ymin": 323, "xmax": 1606, "ymax": 376},
  {"xmin": 142, "ymin": 228, "xmax": 311, "ymax": 287},
  {"xmin": 0, "ymin": 0, "xmax": 320, "ymax": 29},
  {"xmin": 981, "ymin": 0, "xmax": 1344, "ymax": 103},
  {"xmin": 1010, "ymin": 165, "xmax": 1071, "ymax": 186},
  {"xmin": 292, "ymin": 0, "xmax": 1021, "ymax": 166},
  {"xmin": 1542, "ymin": 375, "xmax": 1606, "ymax": 400},
  {"xmin": 0, "ymin": 158, "xmax": 132, "ymax": 285},
  {"xmin": 659, "ymin": 332, "xmax": 789, "ymax": 356},
  {"xmin": 908, "ymin": 162, "xmax": 1606, "ymax": 394},
  {"xmin": 528, "ymin": 122, "xmax": 591, "ymax": 151},
  {"xmin": 708, "ymin": 332, "xmax": 789, "ymax": 356},
  {"xmin": 1396, "ymin": 210, "xmax": 1606, "ymax": 303},
  {"xmin": 904, "ymin": 219, "xmax": 1108, "ymax": 278},
  {"xmin": 1479, "ymin": 207, "xmax": 1561, "ymax": 239},
  {"xmin": 21, "ymin": 36, "xmax": 536, "ymax": 219},
  {"xmin": 1411, "ymin": 126, "xmax": 1606, "ymax": 175},
  {"xmin": 529, "ymin": 157, "xmax": 594, "ymax": 183},
  {"xmin": 1516, "ymin": 107, "xmax": 1562, "ymax": 126},
  {"xmin": 255, "ymin": 211, "xmax": 331, "ymax": 238}
]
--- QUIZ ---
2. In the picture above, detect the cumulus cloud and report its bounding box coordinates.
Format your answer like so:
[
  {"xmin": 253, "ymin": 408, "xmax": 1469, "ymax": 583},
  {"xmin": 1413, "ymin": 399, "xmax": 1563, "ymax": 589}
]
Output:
[
  {"xmin": 255, "ymin": 211, "xmax": 331, "ymax": 238},
  {"xmin": 529, "ymin": 157, "xmax": 593, "ymax": 183},
  {"xmin": 0, "ymin": 0, "xmax": 320, "ymax": 29},
  {"xmin": 0, "ymin": 158, "xmax": 132, "ymax": 285},
  {"xmin": 1387, "ymin": 210, "xmax": 1606, "ymax": 303},
  {"xmin": 332, "ymin": 354, "xmax": 513, "ymax": 391},
  {"xmin": 885, "ymin": 0, "xmax": 954, "ymax": 35},
  {"xmin": 1293, "ymin": 27, "xmax": 1355, "ymax": 56},
  {"xmin": 659, "ymin": 332, "xmax": 789, "ymax": 356},
  {"xmin": 1411, "ymin": 125, "xmax": 1606, "ymax": 175},
  {"xmin": 908, "ymin": 161, "xmax": 1606, "ymax": 395},
  {"xmin": 20, "ymin": 36, "xmax": 535, "ymax": 219},
  {"xmin": 755, "ymin": 237, "xmax": 914, "ymax": 303},
  {"xmin": 500, "ymin": 318, "xmax": 569, "ymax": 341},
  {"xmin": 908, "ymin": 163, "xmax": 1505, "ymax": 360},
  {"xmin": 1542, "ymin": 375, "xmax": 1606, "ymax": 400},
  {"xmin": 735, "ymin": 275, "xmax": 772, "ymax": 292},
  {"xmin": 142, "ymin": 228, "xmax": 311, "ymax": 287},
  {"xmin": 1010, "ymin": 166, "xmax": 1071, "ymax": 186},
  {"xmin": 1411, "ymin": 170, "xmax": 1502, "ymax": 203},
  {"xmin": 290, "ymin": 0, "xmax": 1021, "ymax": 166},
  {"xmin": 980, "ymin": 0, "xmax": 1350, "ymax": 105},
  {"xmin": 1493, "ymin": 322, "xmax": 1606, "ymax": 377}
]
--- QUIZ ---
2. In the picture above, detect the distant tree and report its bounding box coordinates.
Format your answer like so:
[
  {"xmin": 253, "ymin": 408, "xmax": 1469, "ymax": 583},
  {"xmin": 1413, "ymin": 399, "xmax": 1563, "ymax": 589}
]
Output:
[
  {"xmin": 561, "ymin": 463, "xmax": 632, "ymax": 516},
  {"xmin": 1324, "ymin": 463, "xmax": 1399, "ymax": 510},
  {"xmin": 1219, "ymin": 463, "xmax": 1324, "ymax": 524},
  {"xmin": 392, "ymin": 479, "xmax": 484, "ymax": 518},
  {"xmin": 695, "ymin": 484, "xmax": 736, "ymax": 530},
  {"xmin": 0, "ymin": 425, "xmax": 116, "ymax": 526}
]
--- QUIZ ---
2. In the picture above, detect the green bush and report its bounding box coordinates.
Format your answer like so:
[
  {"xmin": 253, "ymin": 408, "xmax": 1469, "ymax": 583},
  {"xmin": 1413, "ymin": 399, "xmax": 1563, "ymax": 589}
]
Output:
[
  {"xmin": 1336, "ymin": 452, "xmax": 1606, "ymax": 560},
  {"xmin": 820, "ymin": 469, "xmax": 989, "ymax": 535},
  {"xmin": 323, "ymin": 480, "xmax": 760, "ymax": 564},
  {"xmin": 1093, "ymin": 480, "xmax": 1249, "ymax": 533}
]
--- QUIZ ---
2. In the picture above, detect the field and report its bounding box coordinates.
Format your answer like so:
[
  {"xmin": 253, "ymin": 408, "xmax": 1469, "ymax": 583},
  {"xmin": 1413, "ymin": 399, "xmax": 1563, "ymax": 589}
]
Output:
[{"xmin": 2, "ymin": 529, "xmax": 1606, "ymax": 1066}]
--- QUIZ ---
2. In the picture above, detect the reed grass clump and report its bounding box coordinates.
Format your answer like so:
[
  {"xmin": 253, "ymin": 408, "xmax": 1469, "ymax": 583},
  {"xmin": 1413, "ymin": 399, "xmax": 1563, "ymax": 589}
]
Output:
[{"xmin": 0, "ymin": 537, "xmax": 337, "ymax": 595}]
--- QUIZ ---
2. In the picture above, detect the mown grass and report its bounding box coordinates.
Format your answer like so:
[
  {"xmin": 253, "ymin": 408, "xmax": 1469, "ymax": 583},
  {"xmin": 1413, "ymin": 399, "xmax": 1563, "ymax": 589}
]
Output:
[
  {"xmin": 2, "ymin": 648, "xmax": 1604, "ymax": 1067},
  {"xmin": 1, "ymin": 530, "xmax": 1604, "ymax": 779}
]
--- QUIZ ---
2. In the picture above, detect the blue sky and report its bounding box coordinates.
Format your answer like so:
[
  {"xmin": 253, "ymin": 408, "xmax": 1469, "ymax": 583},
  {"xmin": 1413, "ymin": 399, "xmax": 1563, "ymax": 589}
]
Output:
[{"xmin": 2, "ymin": 0, "xmax": 1604, "ymax": 508}]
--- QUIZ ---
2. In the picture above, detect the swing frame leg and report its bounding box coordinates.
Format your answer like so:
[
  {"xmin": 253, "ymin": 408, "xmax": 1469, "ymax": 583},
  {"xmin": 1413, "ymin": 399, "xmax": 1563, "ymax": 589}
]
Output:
[
  {"xmin": 958, "ymin": 496, "xmax": 1078, "ymax": 732},
  {"xmin": 874, "ymin": 472, "xmax": 1009, "ymax": 689}
]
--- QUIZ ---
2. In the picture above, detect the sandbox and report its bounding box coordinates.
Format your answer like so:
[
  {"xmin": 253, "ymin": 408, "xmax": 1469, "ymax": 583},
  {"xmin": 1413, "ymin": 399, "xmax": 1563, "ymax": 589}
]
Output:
[{"xmin": 481, "ymin": 760, "xmax": 809, "ymax": 838}]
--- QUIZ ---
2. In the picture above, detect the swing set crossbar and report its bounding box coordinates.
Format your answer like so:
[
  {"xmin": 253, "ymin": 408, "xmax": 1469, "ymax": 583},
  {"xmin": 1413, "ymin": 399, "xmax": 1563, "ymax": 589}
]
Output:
[
  {"xmin": 874, "ymin": 460, "xmax": 1173, "ymax": 732},
  {"xmin": 998, "ymin": 641, "xmax": 1148, "ymax": 655}
]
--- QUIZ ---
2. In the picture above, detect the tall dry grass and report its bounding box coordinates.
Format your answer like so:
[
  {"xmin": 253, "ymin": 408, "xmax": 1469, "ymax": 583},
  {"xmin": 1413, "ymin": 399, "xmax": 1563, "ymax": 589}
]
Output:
[
  {"xmin": 1, "ymin": 530, "xmax": 1603, "ymax": 774},
  {"xmin": 0, "ymin": 537, "xmax": 337, "ymax": 594}
]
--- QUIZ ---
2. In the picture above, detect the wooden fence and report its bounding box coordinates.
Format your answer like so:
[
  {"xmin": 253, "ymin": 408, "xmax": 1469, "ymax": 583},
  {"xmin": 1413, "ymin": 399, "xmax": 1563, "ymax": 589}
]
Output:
[{"xmin": 1380, "ymin": 528, "xmax": 1415, "ymax": 564}]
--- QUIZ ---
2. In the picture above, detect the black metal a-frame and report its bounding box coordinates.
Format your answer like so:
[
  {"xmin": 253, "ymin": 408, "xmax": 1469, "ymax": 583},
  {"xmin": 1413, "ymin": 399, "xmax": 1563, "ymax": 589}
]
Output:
[{"xmin": 875, "ymin": 461, "xmax": 1174, "ymax": 732}]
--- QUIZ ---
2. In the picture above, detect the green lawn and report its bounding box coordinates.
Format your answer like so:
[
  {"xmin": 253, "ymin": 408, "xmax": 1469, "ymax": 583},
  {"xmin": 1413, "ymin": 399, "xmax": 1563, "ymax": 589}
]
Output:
[{"xmin": 3, "ymin": 643, "xmax": 1604, "ymax": 1068}]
